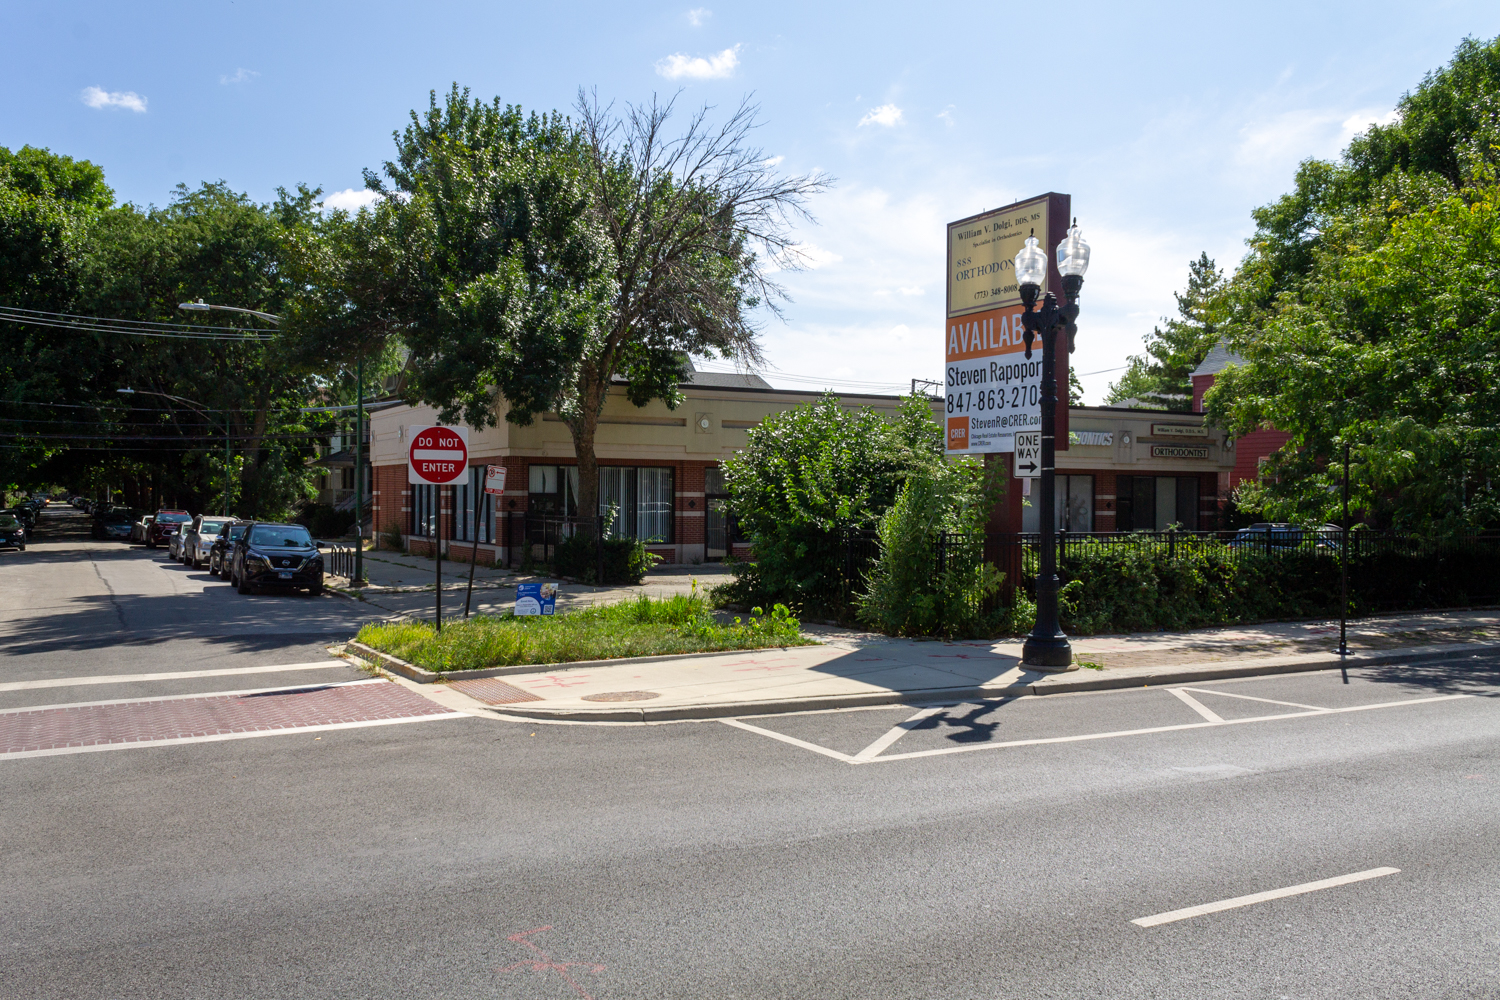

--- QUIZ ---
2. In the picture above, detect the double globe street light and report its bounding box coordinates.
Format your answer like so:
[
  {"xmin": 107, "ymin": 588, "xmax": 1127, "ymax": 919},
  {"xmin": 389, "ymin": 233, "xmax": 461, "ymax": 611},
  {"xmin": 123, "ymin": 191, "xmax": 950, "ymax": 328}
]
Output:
[{"xmin": 1014, "ymin": 222, "xmax": 1091, "ymax": 670}]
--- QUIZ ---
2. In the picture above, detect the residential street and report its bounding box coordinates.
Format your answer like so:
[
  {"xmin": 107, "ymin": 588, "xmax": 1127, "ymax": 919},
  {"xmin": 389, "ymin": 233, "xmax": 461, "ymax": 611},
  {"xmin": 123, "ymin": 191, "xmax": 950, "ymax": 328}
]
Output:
[{"xmin": 3, "ymin": 506, "xmax": 1499, "ymax": 998}]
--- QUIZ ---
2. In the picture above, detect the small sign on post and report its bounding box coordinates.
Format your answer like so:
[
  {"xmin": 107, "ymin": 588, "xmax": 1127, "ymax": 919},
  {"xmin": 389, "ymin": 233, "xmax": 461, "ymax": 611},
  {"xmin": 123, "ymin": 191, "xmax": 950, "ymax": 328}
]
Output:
[
  {"xmin": 483, "ymin": 464, "xmax": 507, "ymax": 495},
  {"xmin": 1014, "ymin": 430, "xmax": 1041, "ymax": 478}
]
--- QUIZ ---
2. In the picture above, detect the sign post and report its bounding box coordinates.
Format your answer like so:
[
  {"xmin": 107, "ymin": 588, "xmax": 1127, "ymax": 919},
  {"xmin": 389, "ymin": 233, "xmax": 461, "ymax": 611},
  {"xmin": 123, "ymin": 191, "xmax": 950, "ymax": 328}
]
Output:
[
  {"xmin": 464, "ymin": 465, "xmax": 507, "ymax": 618},
  {"xmin": 407, "ymin": 426, "xmax": 470, "ymax": 632}
]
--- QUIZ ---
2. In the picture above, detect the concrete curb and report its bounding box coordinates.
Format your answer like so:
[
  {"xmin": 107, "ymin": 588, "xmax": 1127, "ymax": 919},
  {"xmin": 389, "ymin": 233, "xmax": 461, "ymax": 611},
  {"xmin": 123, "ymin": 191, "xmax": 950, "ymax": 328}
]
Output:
[
  {"xmin": 478, "ymin": 639, "xmax": 1500, "ymax": 723},
  {"xmin": 344, "ymin": 640, "xmax": 821, "ymax": 685}
]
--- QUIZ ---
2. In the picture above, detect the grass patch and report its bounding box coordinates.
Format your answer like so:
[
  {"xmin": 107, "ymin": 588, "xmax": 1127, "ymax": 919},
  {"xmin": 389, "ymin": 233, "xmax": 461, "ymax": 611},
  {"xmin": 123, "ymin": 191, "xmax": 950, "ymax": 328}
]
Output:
[{"xmin": 354, "ymin": 592, "xmax": 813, "ymax": 673}]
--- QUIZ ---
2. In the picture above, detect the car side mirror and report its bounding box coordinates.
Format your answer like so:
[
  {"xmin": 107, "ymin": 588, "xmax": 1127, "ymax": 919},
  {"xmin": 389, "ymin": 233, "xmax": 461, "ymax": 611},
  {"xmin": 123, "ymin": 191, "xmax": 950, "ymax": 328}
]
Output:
[{"xmin": 315, "ymin": 541, "xmax": 325, "ymax": 549}]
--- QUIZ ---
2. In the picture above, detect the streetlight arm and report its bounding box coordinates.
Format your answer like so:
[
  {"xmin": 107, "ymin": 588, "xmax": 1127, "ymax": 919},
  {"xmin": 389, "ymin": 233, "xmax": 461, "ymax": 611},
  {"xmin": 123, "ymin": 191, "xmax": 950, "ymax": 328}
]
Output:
[{"xmin": 178, "ymin": 301, "xmax": 282, "ymax": 325}]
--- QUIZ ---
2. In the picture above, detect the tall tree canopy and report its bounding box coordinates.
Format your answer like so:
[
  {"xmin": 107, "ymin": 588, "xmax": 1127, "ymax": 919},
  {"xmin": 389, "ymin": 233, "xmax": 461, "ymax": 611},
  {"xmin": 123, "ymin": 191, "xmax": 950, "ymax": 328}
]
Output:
[
  {"xmin": 365, "ymin": 85, "xmax": 828, "ymax": 530},
  {"xmin": 1200, "ymin": 34, "xmax": 1500, "ymax": 530},
  {"xmin": 1106, "ymin": 252, "xmax": 1225, "ymax": 409}
]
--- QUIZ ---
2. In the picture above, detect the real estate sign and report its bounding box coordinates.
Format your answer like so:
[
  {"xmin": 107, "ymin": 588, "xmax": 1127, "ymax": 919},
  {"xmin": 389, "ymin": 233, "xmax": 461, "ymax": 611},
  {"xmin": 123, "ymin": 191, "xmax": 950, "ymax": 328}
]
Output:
[{"xmin": 944, "ymin": 195, "xmax": 1057, "ymax": 455}]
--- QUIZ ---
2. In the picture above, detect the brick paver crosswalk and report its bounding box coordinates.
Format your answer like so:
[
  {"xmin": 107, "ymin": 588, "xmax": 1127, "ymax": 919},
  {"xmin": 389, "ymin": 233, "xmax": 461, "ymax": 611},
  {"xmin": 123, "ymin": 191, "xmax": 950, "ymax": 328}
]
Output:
[{"xmin": 0, "ymin": 679, "xmax": 458, "ymax": 756}]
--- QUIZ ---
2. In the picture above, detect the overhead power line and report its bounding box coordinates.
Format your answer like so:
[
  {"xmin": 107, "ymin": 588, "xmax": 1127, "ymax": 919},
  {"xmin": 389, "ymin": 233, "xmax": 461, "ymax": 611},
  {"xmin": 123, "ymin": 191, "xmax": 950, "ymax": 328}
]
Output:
[{"xmin": 0, "ymin": 306, "xmax": 278, "ymax": 342}]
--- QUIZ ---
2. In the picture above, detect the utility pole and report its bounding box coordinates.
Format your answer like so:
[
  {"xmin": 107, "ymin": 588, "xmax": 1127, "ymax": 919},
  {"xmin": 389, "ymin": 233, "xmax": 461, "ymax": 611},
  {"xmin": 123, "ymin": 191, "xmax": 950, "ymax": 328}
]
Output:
[{"xmin": 354, "ymin": 354, "xmax": 365, "ymax": 585}]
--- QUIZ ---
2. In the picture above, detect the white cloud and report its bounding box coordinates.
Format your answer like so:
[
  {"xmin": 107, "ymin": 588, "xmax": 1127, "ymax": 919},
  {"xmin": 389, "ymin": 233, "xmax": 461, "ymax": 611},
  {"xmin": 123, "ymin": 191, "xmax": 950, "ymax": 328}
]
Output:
[
  {"xmin": 686, "ymin": 7, "xmax": 711, "ymax": 26},
  {"xmin": 897, "ymin": 286, "xmax": 923, "ymax": 296},
  {"xmin": 220, "ymin": 68, "xmax": 260, "ymax": 85},
  {"xmin": 80, "ymin": 86, "xmax": 146, "ymax": 113},
  {"xmin": 937, "ymin": 105, "xmax": 955, "ymax": 127},
  {"xmin": 655, "ymin": 45, "xmax": 740, "ymax": 80},
  {"xmin": 321, "ymin": 188, "xmax": 381, "ymax": 212},
  {"xmin": 762, "ymin": 155, "xmax": 785, "ymax": 168},
  {"xmin": 858, "ymin": 104, "xmax": 903, "ymax": 128},
  {"xmin": 1339, "ymin": 108, "xmax": 1399, "ymax": 143}
]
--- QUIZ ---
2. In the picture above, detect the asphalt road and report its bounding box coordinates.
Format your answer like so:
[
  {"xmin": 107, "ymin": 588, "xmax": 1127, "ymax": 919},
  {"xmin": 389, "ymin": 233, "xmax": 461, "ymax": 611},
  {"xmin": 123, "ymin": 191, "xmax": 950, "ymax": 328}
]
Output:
[{"xmin": 3, "ymin": 505, "xmax": 1498, "ymax": 998}]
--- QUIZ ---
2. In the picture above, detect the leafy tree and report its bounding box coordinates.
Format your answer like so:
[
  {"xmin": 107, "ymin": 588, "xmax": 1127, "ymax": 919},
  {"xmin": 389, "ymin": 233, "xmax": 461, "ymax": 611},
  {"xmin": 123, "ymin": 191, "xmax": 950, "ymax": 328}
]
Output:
[
  {"xmin": 1106, "ymin": 252, "xmax": 1224, "ymax": 410},
  {"xmin": 1208, "ymin": 178, "xmax": 1500, "ymax": 530},
  {"xmin": 367, "ymin": 86, "xmax": 828, "ymax": 532}
]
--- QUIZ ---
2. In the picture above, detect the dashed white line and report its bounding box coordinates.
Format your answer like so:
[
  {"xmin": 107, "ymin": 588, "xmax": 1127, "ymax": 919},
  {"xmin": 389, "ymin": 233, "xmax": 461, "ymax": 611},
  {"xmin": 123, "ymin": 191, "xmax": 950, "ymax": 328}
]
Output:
[{"xmin": 1132, "ymin": 867, "xmax": 1400, "ymax": 927}]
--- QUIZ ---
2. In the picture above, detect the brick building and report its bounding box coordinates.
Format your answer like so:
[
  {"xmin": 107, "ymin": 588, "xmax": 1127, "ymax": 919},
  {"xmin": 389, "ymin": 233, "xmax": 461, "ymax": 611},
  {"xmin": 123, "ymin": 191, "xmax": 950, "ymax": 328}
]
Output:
[
  {"xmin": 1190, "ymin": 343, "xmax": 1290, "ymax": 491},
  {"xmin": 367, "ymin": 367, "xmax": 910, "ymax": 567},
  {"xmin": 369, "ymin": 361, "xmax": 1239, "ymax": 567}
]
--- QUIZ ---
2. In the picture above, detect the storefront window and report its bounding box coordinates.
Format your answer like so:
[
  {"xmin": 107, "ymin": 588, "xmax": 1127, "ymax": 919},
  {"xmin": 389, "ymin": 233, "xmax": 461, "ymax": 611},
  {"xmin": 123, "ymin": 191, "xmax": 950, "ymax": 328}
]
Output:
[
  {"xmin": 1022, "ymin": 475, "xmax": 1094, "ymax": 532},
  {"xmin": 599, "ymin": 466, "xmax": 674, "ymax": 543},
  {"xmin": 453, "ymin": 466, "xmax": 492, "ymax": 542},
  {"xmin": 411, "ymin": 483, "xmax": 436, "ymax": 537},
  {"xmin": 1117, "ymin": 476, "xmax": 1199, "ymax": 530}
]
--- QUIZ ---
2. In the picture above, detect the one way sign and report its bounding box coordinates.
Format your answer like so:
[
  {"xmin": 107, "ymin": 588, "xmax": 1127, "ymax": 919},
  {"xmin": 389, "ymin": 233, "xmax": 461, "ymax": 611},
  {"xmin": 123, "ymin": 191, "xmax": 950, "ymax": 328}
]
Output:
[{"xmin": 1014, "ymin": 431, "xmax": 1041, "ymax": 479}]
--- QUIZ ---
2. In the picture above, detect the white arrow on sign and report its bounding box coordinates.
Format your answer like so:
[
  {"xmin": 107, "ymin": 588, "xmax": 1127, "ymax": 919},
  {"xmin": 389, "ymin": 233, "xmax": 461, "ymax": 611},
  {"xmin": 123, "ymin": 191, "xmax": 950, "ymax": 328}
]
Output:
[{"xmin": 1014, "ymin": 431, "xmax": 1041, "ymax": 479}]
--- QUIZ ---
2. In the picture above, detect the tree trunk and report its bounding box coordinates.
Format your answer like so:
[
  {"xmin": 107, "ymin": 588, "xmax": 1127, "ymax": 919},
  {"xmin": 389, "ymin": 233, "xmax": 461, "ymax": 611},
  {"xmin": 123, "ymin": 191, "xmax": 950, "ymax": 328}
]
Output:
[
  {"xmin": 241, "ymin": 392, "xmax": 271, "ymax": 515},
  {"xmin": 567, "ymin": 368, "xmax": 609, "ymax": 542}
]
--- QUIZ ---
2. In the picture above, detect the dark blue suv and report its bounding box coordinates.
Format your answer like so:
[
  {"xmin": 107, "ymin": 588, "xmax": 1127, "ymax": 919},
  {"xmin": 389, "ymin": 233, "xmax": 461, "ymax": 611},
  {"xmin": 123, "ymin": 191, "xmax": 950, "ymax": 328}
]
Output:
[{"xmin": 229, "ymin": 522, "xmax": 325, "ymax": 596}]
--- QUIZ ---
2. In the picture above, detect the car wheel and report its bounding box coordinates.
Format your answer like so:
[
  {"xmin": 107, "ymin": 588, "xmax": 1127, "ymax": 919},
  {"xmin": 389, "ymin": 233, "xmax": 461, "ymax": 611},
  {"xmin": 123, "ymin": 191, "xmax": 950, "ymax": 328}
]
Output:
[
  {"xmin": 17, "ymin": 543, "xmax": 24, "ymax": 552},
  {"xmin": 307, "ymin": 584, "xmax": 324, "ymax": 597},
  {"xmin": 146, "ymin": 540, "xmax": 156, "ymax": 549}
]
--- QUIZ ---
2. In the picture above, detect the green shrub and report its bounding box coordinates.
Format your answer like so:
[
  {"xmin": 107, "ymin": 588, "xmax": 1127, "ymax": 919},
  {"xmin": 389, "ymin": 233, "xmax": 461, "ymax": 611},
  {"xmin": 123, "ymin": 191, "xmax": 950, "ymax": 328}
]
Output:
[
  {"xmin": 354, "ymin": 591, "xmax": 808, "ymax": 671},
  {"xmin": 720, "ymin": 393, "xmax": 943, "ymax": 616},
  {"xmin": 297, "ymin": 502, "xmax": 356, "ymax": 539},
  {"xmin": 551, "ymin": 532, "xmax": 660, "ymax": 585},
  {"xmin": 856, "ymin": 460, "xmax": 1006, "ymax": 638}
]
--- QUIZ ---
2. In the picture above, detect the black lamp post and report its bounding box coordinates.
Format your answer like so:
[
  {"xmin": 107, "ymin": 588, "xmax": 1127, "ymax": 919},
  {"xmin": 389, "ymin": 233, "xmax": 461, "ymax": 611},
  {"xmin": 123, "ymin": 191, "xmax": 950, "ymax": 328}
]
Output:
[{"xmin": 1015, "ymin": 223, "xmax": 1090, "ymax": 671}]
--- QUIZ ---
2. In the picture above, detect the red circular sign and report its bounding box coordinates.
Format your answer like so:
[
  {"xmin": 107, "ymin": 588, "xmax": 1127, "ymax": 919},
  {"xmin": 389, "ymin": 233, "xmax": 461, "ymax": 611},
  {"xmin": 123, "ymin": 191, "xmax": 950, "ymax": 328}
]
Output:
[{"xmin": 408, "ymin": 426, "xmax": 469, "ymax": 485}]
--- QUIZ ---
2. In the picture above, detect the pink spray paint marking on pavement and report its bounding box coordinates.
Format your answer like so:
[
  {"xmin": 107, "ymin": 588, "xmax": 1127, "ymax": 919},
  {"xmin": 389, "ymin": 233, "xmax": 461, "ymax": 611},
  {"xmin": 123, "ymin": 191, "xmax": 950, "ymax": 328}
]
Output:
[{"xmin": 497, "ymin": 926, "xmax": 606, "ymax": 999}]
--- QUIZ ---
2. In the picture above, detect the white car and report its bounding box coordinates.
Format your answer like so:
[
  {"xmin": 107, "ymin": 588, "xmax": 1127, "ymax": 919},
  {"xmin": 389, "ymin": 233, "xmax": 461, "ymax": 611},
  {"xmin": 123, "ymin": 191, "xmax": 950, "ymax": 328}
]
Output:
[{"xmin": 180, "ymin": 516, "xmax": 233, "ymax": 569}]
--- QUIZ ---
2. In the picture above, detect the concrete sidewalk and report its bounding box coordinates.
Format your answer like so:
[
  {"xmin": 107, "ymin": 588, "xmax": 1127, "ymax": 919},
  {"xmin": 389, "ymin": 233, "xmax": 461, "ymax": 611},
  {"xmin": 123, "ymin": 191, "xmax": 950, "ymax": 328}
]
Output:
[
  {"xmin": 346, "ymin": 608, "xmax": 1500, "ymax": 722},
  {"xmin": 322, "ymin": 544, "xmax": 733, "ymax": 619}
]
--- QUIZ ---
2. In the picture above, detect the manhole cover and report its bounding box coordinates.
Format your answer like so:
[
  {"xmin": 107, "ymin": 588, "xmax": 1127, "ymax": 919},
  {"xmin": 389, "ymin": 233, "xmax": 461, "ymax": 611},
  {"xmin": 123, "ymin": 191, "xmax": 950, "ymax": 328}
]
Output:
[{"xmin": 581, "ymin": 690, "xmax": 662, "ymax": 702}]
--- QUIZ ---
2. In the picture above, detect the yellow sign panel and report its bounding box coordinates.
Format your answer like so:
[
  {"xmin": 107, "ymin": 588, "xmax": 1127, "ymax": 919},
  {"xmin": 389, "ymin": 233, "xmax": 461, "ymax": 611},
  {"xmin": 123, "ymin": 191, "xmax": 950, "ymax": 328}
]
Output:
[{"xmin": 946, "ymin": 196, "xmax": 1049, "ymax": 318}]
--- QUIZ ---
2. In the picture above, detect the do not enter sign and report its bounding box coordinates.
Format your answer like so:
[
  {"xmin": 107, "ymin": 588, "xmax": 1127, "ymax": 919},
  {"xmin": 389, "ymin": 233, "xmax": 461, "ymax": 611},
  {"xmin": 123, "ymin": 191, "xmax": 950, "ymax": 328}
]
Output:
[{"xmin": 407, "ymin": 425, "xmax": 470, "ymax": 485}]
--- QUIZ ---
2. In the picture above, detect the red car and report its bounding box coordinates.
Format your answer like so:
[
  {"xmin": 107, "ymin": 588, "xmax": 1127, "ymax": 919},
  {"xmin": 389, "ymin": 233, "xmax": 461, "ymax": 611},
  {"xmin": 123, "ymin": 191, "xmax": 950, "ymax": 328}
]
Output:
[{"xmin": 146, "ymin": 510, "xmax": 191, "ymax": 549}]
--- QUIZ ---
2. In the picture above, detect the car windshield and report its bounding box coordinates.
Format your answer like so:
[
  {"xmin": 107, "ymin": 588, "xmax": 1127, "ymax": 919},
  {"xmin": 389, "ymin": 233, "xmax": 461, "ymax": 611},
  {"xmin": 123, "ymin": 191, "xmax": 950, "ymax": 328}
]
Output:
[
  {"xmin": 248, "ymin": 525, "xmax": 313, "ymax": 548},
  {"xmin": 225, "ymin": 525, "xmax": 248, "ymax": 539},
  {"xmin": 156, "ymin": 513, "xmax": 191, "ymax": 524},
  {"xmin": 0, "ymin": 515, "xmax": 17, "ymax": 528}
]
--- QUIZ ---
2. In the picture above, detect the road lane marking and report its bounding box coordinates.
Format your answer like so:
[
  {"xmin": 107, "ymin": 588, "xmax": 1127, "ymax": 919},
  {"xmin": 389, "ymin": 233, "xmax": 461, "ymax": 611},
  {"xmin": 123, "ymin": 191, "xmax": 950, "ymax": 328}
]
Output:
[
  {"xmin": 872, "ymin": 694, "xmax": 1469, "ymax": 762},
  {"xmin": 1131, "ymin": 867, "xmax": 1400, "ymax": 927},
  {"xmin": 853, "ymin": 706, "xmax": 949, "ymax": 761},
  {"xmin": 0, "ymin": 712, "xmax": 467, "ymax": 760},
  {"xmin": 1177, "ymin": 687, "xmax": 1330, "ymax": 712},
  {"xmin": 719, "ymin": 718, "xmax": 855, "ymax": 762},
  {"xmin": 721, "ymin": 692, "xmax": 1472, "ymax": 764},
  {"xmin": 0, "ymin": 661, "xmax": 349, "ymax": 694},
  {"xmin": 0, "ymin": 678, "xmax": 384, "ymax": 715},
  {"xmin": 1168, "ymin": 688, "xmax": 1225, "ymax": 723}
]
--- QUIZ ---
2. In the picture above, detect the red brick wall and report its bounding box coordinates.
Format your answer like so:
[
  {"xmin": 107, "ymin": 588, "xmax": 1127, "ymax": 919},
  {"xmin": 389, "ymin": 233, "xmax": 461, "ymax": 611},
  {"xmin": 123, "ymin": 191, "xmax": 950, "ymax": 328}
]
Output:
[{"xmin": 371, "ymin": 464, "xmax": 408, "ymax": 548}]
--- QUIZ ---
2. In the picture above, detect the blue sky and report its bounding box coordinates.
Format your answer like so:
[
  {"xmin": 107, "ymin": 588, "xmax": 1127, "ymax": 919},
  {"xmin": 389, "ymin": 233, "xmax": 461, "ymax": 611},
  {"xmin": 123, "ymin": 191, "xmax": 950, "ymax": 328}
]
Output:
[{"xmin": 6, "ymin": 1, "xmax": 1498, "ymax": 402}]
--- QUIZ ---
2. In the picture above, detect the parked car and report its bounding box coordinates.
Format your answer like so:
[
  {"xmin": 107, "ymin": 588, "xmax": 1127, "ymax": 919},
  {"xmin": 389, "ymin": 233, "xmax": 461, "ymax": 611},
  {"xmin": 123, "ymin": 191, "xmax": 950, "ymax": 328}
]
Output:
[
  {"xmin": 1229, "ymin": 522, "xmax": 1343, "ymax": 552},
  {"xmin": 0, "ymin": 512, "xmax": 25, "ymax": 551},
  {"xmin": 179, "ymin": 515, "xmax": 232, "ymax": 568},
  {"xmin": 2, "ymin": 507, "xmax": 36, "ymax": 533},
  {"xmin": 93, "ymin": 508, "xmax": 136, "ymax": 541},
  {"xmin": 209, "ymin": 521, "xmax": 253, "ymax": 578},
  {"xmin": 229, "ymin": 522, "xmax": 325, "ymax": 596},
  {"xmin": 143, "ymin": 509, "xmax": 190, "ymax": 549}
]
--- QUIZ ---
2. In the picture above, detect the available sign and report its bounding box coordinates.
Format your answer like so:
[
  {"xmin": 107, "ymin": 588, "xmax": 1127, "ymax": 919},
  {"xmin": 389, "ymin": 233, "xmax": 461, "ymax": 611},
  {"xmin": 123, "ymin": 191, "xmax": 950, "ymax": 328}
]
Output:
[
  {"xmin": 407, "ymin": 425, "xmax": 470, "ymax": 485},
  {"xmin": 1013, "ymin": 431, "xmax": 1041, "ymax": 478},
  {"xmin": 944, "ymin": 193, "xmax": 1067, "ymax": 456},
  {"xmin": 1150, "ymin": 444, "xmax": 1210, "ymax": 460},
  {"xmin": 483, "ymin": 464, "xmax": 508, "ymax": 495}
]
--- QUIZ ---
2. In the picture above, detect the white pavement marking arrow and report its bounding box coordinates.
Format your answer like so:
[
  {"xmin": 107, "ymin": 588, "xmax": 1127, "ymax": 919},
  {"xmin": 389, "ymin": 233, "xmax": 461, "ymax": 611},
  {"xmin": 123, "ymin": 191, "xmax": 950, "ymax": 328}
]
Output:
[
  {"xmin": 1131, "ymin": 867, "xmax": 1400, "ymax": 927},
  {"xmin": 853, "ymin": 705, "xmax": 948, "ymax": 761}
]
